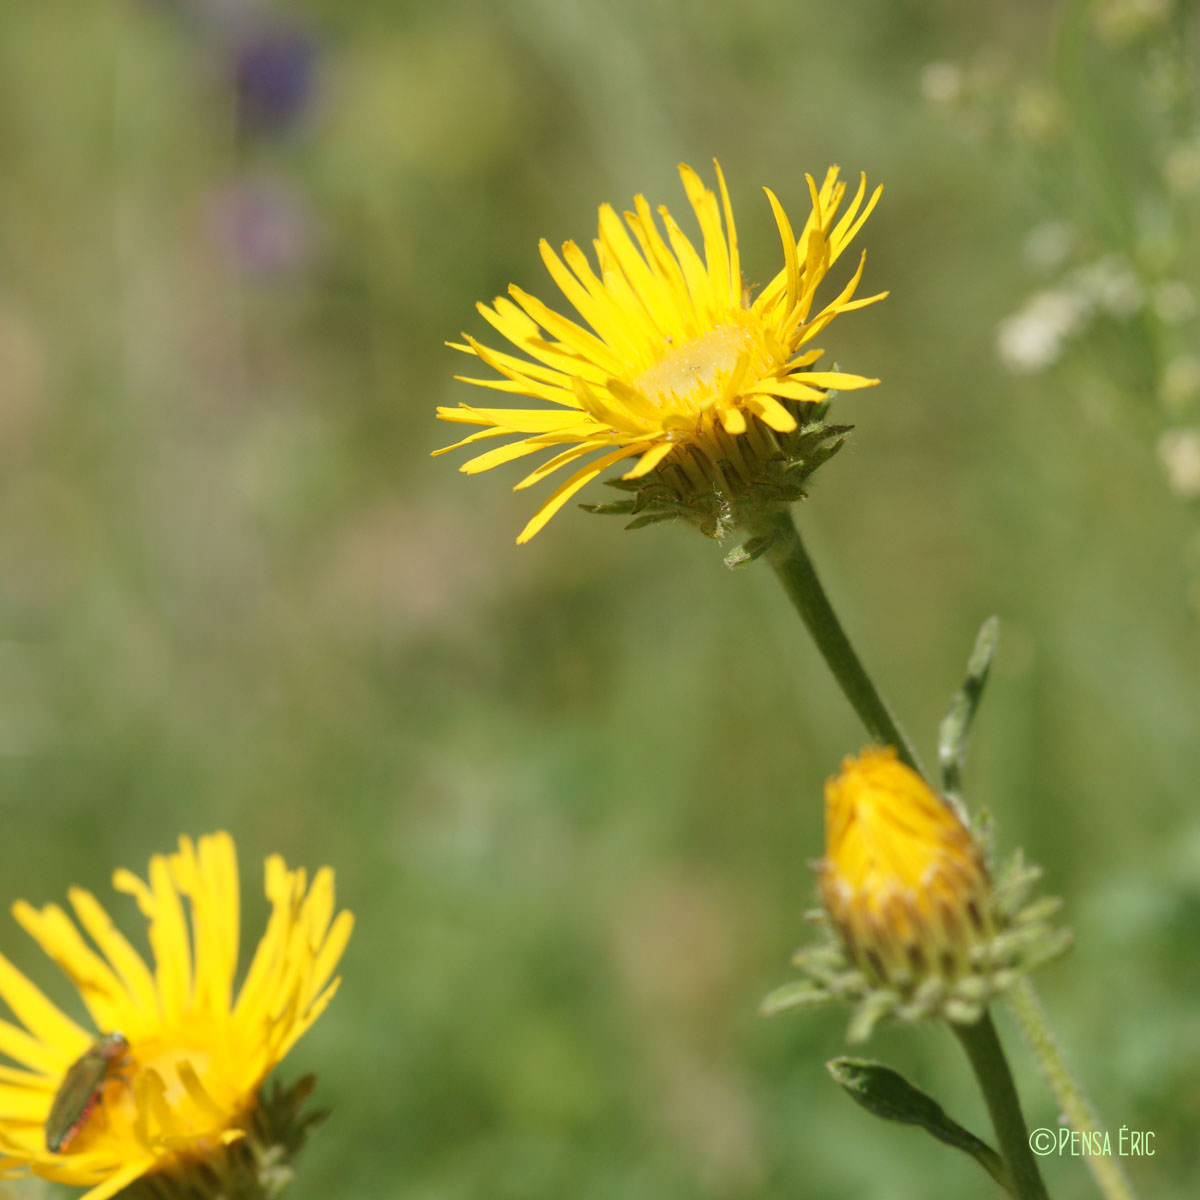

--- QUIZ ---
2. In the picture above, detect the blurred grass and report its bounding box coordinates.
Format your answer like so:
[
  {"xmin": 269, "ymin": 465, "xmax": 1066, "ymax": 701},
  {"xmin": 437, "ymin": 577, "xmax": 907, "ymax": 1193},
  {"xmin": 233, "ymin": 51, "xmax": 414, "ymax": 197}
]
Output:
[{"xmin": 0, "ymin": 1, "xmax": 1198, "ymax": 1198}]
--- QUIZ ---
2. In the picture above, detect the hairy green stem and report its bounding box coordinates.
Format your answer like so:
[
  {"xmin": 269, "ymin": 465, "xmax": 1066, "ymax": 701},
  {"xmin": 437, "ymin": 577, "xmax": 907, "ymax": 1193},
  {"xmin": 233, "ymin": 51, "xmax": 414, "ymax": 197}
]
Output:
[
  {"xmin": 954, "ymin": 1014, "xmax": 1052, "ymax": 1200},
  {"xmin": 751, "ymin": 506, "xmax": 1064, "ymax": 1196},
  {"xmin": 1010, "ymin": 980, "xmax": 1138, "ymax": 1200},
  {"xmin": 755, "ymin": 508, "xmax": 923, "ymax": 773},
  {"xmin": 753, "ymin": 503, "xmax": 1133, "ymax": 1198}
]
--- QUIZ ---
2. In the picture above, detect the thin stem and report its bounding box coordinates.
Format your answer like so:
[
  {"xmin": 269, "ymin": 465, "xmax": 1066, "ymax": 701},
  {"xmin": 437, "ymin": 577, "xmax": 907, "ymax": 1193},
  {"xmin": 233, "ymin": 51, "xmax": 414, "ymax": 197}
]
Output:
[
  {"xmin": 953, "ymin": 1013, "xmax": 1051, "ymax": 1200},
  {"xmin": 753, "ymin": 503, "xmax": 1128, "ymax": 1200},
  {"xmin": 1009, "ymin": 980, "xmax": 1138, "ymax": 1200},
  {"xmin": 755, "ymin": 508, "xmax": 923, "ymax": 772}
]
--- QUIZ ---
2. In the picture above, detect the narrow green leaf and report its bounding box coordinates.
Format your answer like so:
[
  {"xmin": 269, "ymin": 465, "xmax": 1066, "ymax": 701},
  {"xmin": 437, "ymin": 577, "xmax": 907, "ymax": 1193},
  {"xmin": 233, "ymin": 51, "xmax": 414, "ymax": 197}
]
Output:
[
  {"xmin": 827, "ymin": 1057, "xmax": 1013, "ymax": 1193},
  {"xmin": 624, "ymin": 512, "xmax": 678, "ymax": 530},
  {"xmin": 579, "ymin": 500, "xmax": 635, "ymax": 515},
  {"xmin": 759, "ymin": 980, "xmax": 830, "ymax": 1015},
  {"xmin": 938, "ymin": 615, "xmax": 1000, "ymax": 804}
]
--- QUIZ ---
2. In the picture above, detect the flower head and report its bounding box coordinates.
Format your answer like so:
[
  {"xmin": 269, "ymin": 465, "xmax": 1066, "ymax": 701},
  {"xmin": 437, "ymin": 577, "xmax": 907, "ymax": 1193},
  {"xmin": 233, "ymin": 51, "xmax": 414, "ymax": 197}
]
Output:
[
  {"xmin": 437, "ymin": 161, "xmax": 885, "ymax": 542},
  {"xmin": 762, "ymin": 748, "xmax": 1071, "ymax": 1042},
  {"xmin": 0, "ymin": 832, "xmax": 353, "ymax": 1199}
]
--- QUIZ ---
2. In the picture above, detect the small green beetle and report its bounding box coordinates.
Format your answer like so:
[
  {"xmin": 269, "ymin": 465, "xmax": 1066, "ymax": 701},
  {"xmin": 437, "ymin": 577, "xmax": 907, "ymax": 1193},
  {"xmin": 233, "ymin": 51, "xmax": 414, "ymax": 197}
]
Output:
[{"xmin": 44, "ymin": 1032, "xmax": 130, "ymax": 1153}]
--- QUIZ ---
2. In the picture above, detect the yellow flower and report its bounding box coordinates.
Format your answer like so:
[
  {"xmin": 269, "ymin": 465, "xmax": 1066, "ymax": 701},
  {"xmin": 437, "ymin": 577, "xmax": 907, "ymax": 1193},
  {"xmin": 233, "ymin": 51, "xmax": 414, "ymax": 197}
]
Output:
[
  {"xmin": 437, "ymin": 161, "xmax": 885, "ymax": 542},
  {"xmin": 0, "ymin": 833, "xmax": 353, "ymax": 1200},
  {"xmin": 820, "ymin": 747, "xmax": 989, "ymax": 983}
]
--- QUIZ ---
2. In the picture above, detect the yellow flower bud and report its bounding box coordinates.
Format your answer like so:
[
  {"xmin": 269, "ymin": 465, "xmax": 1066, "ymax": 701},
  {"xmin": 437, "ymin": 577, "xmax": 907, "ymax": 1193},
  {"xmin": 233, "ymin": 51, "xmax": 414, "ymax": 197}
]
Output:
[{"xmin": 821, "ymin": 747, "xmax": 991, "ymax": 987}]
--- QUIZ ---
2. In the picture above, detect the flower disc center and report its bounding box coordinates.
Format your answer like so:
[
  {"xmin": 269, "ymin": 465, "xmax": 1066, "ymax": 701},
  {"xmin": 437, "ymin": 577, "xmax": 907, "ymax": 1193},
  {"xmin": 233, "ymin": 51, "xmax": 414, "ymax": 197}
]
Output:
[
  {"xmin": 85, "ymin": 1034, "xmax": 249, "ymax": 1154},
  {"xmin": 635, "ymin": 323, "xmax": 755, "ymax": 411}
]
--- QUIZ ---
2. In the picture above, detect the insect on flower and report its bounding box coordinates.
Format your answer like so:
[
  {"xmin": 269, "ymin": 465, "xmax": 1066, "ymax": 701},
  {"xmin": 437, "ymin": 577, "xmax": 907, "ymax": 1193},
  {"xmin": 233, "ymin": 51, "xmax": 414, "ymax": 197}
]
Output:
[{"xmin": 44, "ymin": 1032, "xmax": 130, "ymax": 1153}]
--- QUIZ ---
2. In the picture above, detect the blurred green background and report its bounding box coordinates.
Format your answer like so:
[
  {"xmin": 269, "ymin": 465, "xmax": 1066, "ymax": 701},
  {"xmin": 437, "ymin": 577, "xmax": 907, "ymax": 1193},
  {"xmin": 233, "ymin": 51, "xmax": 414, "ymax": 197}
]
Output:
[{"xmin": 1, "ymin": 1, "xmax": 1198, "ymax": 1198}]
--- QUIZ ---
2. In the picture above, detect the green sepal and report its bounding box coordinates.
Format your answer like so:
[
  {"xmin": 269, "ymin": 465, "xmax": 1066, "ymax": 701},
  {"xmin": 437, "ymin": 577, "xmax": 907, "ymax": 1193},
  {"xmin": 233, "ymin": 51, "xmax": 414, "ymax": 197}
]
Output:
[
  {"xmin": 578, "ymin": 500, "xmax": 636, "ymax": 516},
  {"xmin": 939, "ymin": 615, "xmax": 1000, "ymax": 808},
  {"xmin": 780, "ymin": 429, "xmax": 849, "ymax": 478},
  {"xmin": 759, "ymin": 979, "xmax": 833, "ymax": 1016},
  {"xmin": 578, "ymin": 410, "xmax": 854, "ymax": 540},
  {"xmin": 827, "ymin": 1057, "xmax": 1013, "ymax": 1193},
  {"xmin": 625, "ymin": 512, "xmax": 679, "ymax": 530},
  {"xmin": 846, "ymin": 991, "xmax": 901, "ymax": 1043},
  {"xmin": 767, "ymin": 842, "xmax": 1071, "ymax": 1043}
]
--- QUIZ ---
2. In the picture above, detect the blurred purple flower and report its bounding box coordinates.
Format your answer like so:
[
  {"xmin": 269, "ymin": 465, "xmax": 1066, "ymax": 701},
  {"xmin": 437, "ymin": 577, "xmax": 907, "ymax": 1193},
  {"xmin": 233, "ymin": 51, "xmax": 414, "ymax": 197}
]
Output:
[
  {"xmin": 209, "ymin": 178, "xmax": 312, "ymax": 280},
  {"xmin": 231, "ymin": 24, "xmax": 316, "ymax": 136}
]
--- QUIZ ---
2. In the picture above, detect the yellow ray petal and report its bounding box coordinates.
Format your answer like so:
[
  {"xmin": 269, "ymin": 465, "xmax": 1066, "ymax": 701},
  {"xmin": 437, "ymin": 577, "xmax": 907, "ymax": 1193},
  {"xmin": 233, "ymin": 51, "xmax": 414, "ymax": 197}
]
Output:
[
  {"xmin": 622, "ymin": 196, "xmax": 691, "ymax": 328},
  {"xmin": 514, "ymin": 441, "xmax": 612, "ymax": 491},
  {"xmin": 0, "ymin": 948, "xmax": 88, "ymax": 1061},
  {"xmin": 458, "ymin": 333, "xmax": 582, "ymax": 393},
  {"xmin": 829, "ymin": 182, "xmax": 883, "ymax": 269},
  {"xmin": 0, "ymin": 1062, "xmax": 48, "ymax": 1087},
  {"xmin": 460, "ymin": 433, "xmax": 589, "ymax": 475},
  {"xmin": 657, "ymin": 205, "xmax": 715, "ymax": 319},
  {"xmin": 538, "ymin": 239, "xmax": 639, "ymax": 361},
  {"xmin": 712, "ymin": 160, "xmax": 742, "ymax": 308},
  {"xmin": 273, "ymin": 975, "xmax": 341, "ymax": 1062},
  {"xmin": 169, "ymin": 834, "xmax": 238, "ymax": 1019},
  {"xmin": 763, "ymin": 187, "xmax": 800, "ymax": 316},
  {"xmin": 719, "ymin": 405, "xmax": 747, "ymax": 434},
  {"xmin": 10, "ymin": 902, "xmax": 130, "ymax": 1032},
  {"xmin": 308, "ymin": 910, "xmax": 354, "ymax": 1006},
  {"xmin": 796, "ymin": 371, "xmax": 881, "ymax": 391},
  {"xmin": 516, "ymin": 446, "xmax": 635, "ymax": 543},
  {"xmin": 439, "ymin": 405, "xmax": 589, "ymax": 434},
  {"xmin": 77, "ymin": 1155, "xmax": 154, "ymax": 1200},
  {"xmin": 67, "ymin": 890, "xmax": 158, "ymax": 1022},
  {"xmin": 0, "ymin": 1014, "xmax": 63, "ymax": 1076},
  {"xmin": 231, "ymin": 856, "xmax": 296, "ymax": 1029},
  {"xmin": 145, "ymin": 856, "xmax": 192, "ymax": 1025},
  {"xmin": 751, "ymin": 378, "xmax": 826, "ymax": 403},
  {"xmin": 744, "ymin": 393, "xmax": 798, "ymax": 432},
  {"xmin": 622, "ymin": 439, "xmax": 678, "ymax": 479},
  {"xmin": 508, "ymin": 286, "xmax": 626, "ymax": 377},
  {"xmin": 0, "ymin": 1083, "xmax": 53, "ymax": 1119},
  {"xmin": 679, "ymin": 164, "xmax": 733, "ymax": 309}
]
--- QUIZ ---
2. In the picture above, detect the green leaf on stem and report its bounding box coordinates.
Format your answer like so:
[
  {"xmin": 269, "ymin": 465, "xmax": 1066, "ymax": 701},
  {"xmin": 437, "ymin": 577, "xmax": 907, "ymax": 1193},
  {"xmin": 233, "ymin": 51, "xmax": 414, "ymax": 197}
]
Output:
[
  {"xmin": 938, "ymin": 615, "xmax": 1000, "ymax": 807},
  {"xmin": 827, "ymin": 1056, "xmax": 1013, "ymax": 1193}
]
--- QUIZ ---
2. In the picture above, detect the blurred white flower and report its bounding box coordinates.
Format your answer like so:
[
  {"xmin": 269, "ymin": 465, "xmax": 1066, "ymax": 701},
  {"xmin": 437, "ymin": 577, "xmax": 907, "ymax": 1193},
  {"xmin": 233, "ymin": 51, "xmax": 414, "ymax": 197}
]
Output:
[
  {"xmin": 1011, "ymin": 82, "xmax": 1064, "ymax": 146},
  {"xmin": 995, "ymin": 289, "xmax": 1088, "ymax": 374},
  {"xmin": 920, "ymin": 61, "xmax": 963, "ymax": 105},
  {"xmin": 1069, "ymin": 255, "xmax": 1143, "ymax": 318},
  {"xmin": 997, "ymin": 254, "xmax": 1145, "ymax": 375},
  {"xmin": 1096, "ymin": 0, "xmax": 1170, "ymax": 45},
  {"xmin": 1022, "ymin": 222, "xmax": 1077, "ymax": 273},
  {"xmin": 1157, "ymin": 429, "xmax": 1200, "ymax": 498}
]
